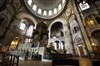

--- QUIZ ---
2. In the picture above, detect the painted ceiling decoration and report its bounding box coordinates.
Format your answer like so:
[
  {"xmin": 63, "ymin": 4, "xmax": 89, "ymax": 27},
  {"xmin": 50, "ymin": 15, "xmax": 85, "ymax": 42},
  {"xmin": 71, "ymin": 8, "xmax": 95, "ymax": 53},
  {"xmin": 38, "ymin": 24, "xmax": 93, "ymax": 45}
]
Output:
[{"xmin": 24, "ymin": 0, "xmax": 67, "ymax": 19}]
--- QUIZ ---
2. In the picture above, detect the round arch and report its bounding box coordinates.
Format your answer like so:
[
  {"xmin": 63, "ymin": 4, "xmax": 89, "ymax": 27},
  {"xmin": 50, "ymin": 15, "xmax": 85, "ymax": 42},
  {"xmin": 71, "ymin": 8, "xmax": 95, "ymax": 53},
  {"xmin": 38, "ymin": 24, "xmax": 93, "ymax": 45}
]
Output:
[
  {"xmin": 90, "ymin": 28, "xmax": 100, "ymax": 36},
  {"xmin": 48, "ymin": 18, "xmax": 68, "ymax": 31},
  {"xmin": 48, "ymin": 18, "xmax": 69, "ymax": 41},
  {"xmin": 48, "ymin": 18, "xmax": 73, "ymax": 54},
  {"xmin": 91, "ymin": 29, "xmax": 100, "ymax": 40},
  {"xmin": 16, "ymin": 12, "xmax": 38, "ymax": 29}
]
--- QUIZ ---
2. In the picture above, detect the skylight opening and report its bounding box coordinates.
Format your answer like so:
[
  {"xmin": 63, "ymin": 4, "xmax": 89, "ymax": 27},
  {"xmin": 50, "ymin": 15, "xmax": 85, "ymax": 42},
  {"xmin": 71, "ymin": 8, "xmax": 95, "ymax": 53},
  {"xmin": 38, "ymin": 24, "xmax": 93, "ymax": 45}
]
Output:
[
  {"xmin": 43, "ymin": 10, "xmax": 47, "ymax": 16},
  {"xmin": 27, "ymin": 0, "xmax": 32, "ymax": 6},
  {"xmin": 38, "ymin": 8, "xmax": 42, "ymax": 14},
  {"xmin": 48, "ymin": 10, "xmax": 52, "ymax": 16},
  {"xmin": 58, "ymin": 4, "xmax": 62, "ymax": 11},
  {"xmin": 32, "ymin": 4, "xmax": 37, "ymax": 11},
  {"xmin": 54, "ymin": 8, "xmax": 57, "ymax": 14}
]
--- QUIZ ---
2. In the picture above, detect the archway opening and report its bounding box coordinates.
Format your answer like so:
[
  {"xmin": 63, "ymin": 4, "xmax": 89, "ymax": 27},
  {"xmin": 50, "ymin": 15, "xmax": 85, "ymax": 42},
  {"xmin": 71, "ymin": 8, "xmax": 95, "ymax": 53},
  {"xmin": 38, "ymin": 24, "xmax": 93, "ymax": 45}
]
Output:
[
  {"xmin": 51, "ymin": 22, "xmax": 63, "ymax": 38},
  {"xmin": 91, "ymin": 30, "xmax": 100, "ymax": 57}
]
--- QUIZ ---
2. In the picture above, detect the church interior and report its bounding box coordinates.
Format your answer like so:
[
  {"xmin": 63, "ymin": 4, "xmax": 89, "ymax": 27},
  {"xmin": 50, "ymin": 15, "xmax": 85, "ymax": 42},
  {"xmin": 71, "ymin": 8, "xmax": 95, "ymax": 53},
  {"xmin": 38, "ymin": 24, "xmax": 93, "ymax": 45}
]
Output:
[{"xmin": 0, "ymin": 0, "xmax": 100, "ymax": 66}]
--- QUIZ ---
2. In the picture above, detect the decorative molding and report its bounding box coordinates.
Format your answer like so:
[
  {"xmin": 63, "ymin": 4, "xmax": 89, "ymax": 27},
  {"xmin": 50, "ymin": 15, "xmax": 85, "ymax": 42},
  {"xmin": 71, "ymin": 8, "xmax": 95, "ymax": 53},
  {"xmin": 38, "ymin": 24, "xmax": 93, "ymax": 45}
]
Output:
[{"xmin": 12, "ymin": 0, "xmax": 21, "ymax": 10}]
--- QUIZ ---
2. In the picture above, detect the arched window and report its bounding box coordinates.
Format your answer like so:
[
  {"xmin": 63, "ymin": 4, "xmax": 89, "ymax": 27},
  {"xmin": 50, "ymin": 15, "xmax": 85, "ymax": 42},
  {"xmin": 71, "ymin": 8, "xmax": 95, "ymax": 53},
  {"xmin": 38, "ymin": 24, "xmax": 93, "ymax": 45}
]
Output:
[
  {"xmin": 38, "ymin": 8, "xmax": 42, "ymax": 14},
  {"xmin": 92, "ymin": 30, "xmax": 100, "ymax": 41},
  {"xmin": 18, "ymin": 22, "xmax": 26, "ymax": 30},
  {"xmin": 48, "ymin": 10, "xmax": 52, "ymax": 16},
  {"xmin": 26, "ymin": 25, "xmax": 34, "ymax": 37},
  {"xmin": 53, "ymin": 8, "xmax": 57, "ymax": 14},
  {"xmin": 27, "ymin": 0, "xmax": 32, "ymax": 6},
  {"xmin": 43, "ymin": 10, "xmax": 47, "ymax": 16},
  {"xmin": 32, "ymin": 4, "xmax": 37, "ymax": 11},
  {"xmin": 58, "ymin": 4, "xmax": 62, "ymax": 11},
  {"xmin": 74, "ymin": 27, "xmax": 77, "ymax": 33}
]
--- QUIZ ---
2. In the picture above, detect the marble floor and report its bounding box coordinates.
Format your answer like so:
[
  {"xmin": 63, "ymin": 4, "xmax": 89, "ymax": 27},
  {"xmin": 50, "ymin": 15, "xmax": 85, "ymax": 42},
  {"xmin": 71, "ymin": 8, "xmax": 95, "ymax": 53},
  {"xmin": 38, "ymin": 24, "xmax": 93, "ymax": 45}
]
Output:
[{"xmin": 19, "ymin": 57, "xmax": 92, "ymax": 66}]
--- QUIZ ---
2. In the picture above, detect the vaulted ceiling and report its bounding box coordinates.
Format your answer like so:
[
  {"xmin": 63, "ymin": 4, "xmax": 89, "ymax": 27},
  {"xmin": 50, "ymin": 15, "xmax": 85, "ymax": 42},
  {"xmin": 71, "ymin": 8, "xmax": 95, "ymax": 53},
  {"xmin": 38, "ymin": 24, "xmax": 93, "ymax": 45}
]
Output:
[
  {"xmin": 24, "ymin": 0, "xmax": 67, "ymax": 19},
  {"xmin": 32, "ymin": 0, "xmax": 62, "ymax": 10}
]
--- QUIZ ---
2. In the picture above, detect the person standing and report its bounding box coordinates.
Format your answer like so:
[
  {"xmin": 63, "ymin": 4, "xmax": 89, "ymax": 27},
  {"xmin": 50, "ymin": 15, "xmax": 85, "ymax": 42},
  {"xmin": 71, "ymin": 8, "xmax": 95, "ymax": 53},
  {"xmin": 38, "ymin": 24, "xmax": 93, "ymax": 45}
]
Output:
[{"xmin": 25, "ymin": 50, "xmax": 29, "ymax": 61}]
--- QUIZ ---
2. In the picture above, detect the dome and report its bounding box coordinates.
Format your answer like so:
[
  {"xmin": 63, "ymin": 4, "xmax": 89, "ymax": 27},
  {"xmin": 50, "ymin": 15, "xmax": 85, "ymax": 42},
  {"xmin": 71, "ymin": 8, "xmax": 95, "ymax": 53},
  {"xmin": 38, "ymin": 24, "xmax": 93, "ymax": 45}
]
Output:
[
  {"xmin": 32, "ymin": 0, "xmax": 62, "ymax": 10},
  {"xmin": 24, "ymin": 0, "xmax": 67, "ymax": 19}
]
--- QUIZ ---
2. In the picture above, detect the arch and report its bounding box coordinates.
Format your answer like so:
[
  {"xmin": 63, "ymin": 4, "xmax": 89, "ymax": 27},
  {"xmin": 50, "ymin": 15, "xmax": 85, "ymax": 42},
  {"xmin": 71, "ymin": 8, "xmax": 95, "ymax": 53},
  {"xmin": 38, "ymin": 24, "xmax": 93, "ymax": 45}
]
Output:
[
  {"xmin": 0, "ymin": 14, "xmax": 8, "ymax": 26},
  {"xmin": 16, "ymin": 12, "xmax": 37, "ymax": 29},
  {"xmin": 91, "ymin": 30, "xmax": 100, "ymax": 56},
  {"xmin": 0, "ymin": 0, "xmax": 6, "ymax": 11},
  {"xmin": 73, "ymin": 25, "xmax": 79, "ymax": 34},
  {"xmin": 90, "ymin": 28, "xmax": 100, "ymax": 35},
  {"xmin": 58, "ymin": 4, "xmax": 62, "ymax": 11},
  {"xmin": 48, "ymin": 18, "xmax": 68, "ymax": 31},
  {"xmin": 22, "ymin": 17, "xmax": 35, "ymax": 26},
  {"xmin": 73, "ymin": 35, "xmax": 87, "ymax": 56},
  {"xmin": 55, "ymin": 40, "xmax": 60, "ymax": 50},
  {"xmin": 36, "ymin": 22, "xmax": 48, "ymax": 29},
  {"xmin": 48, "ymin": 18, "xmax": 71, "ymax": 52},
  {"xmin": 69, "ymin": 19, "xmax": 79, "ymax": 34},
  {"xmin": 91, "ymin": 30, "xmax": 100, "ymax": 39},
  {"xmin": 38, "ymin": 8, "xmax": 42, "ymax": 14},
  {"xmin": 53, "ymin": 8, "xmax": 57, "ymax": 14},
  {"xmin": 51, "ymin": 22, "xmax": 63, "ymax": 38},
  {"xmin": 48, "ymin": 10, "xmax": 53, "ymax": 16},
  {"xmin": 70, "ymin": 19, "xmax": 78, "ymax": 28},
  {"xmin": 32, "ymin": 4, "xmax": 37, "ymax": 11}
]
